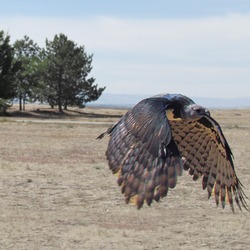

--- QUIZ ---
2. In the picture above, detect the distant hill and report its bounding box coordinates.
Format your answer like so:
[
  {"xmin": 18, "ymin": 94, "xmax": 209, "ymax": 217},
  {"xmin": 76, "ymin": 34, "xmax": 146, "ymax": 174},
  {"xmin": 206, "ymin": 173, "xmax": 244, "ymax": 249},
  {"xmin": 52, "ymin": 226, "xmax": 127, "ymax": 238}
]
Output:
[
  {"xmin": 89, "ymin": 93, "xmax": 148, "ymax": 108},
  {"xmin": 89, "ymin": 93, "xmax": 250, "ymax": 109}
]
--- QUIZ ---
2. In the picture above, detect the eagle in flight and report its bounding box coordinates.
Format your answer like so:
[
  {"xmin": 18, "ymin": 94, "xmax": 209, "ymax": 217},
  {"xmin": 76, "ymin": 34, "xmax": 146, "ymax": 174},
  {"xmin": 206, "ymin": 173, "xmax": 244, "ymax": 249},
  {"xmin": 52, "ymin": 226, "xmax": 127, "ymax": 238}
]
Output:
[{"xmin": 97, "ymin": 93, "xmax": 248, "ymax": 212}]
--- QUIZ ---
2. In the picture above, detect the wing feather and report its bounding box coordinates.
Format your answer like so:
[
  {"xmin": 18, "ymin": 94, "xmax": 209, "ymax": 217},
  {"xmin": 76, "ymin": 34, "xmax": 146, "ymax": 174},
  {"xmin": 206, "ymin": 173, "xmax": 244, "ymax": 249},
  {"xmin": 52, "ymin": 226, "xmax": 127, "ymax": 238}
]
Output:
[
  {"xmin": 170, "ymin": 116, "xmax": 248, "ymax": 211},
  {"xmin": 102, "ymin": 98, "xmax": 183, "ymax": 208}
]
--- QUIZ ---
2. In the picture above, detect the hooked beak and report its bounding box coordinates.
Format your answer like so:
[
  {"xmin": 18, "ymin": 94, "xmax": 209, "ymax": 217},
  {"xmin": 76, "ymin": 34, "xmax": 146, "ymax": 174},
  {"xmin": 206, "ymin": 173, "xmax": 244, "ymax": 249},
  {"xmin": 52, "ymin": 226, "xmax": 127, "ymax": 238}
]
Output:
[{"xmin": 205, "ymin": 109, "xmax": 210, "ymax": 117}]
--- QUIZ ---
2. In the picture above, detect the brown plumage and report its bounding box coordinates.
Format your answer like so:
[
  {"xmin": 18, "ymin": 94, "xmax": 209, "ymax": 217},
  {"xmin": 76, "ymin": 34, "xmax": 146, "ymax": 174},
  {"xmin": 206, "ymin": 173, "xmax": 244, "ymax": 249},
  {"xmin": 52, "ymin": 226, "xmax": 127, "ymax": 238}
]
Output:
[{"xmin": 97, "ymin": 93, "xmax": 248, "ymax": 211}]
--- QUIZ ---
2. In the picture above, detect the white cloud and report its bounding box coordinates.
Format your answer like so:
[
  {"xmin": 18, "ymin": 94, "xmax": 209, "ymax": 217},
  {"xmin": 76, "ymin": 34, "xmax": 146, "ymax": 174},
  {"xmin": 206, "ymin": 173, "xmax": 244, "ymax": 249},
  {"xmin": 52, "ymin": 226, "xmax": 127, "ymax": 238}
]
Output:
[
  {"xmin": 3, "ymin": 13, "xmax": 250, "ymax": 52},
  {"xmin": 1, "ymin": 13, "xmax": 250, "ymax": 97}
]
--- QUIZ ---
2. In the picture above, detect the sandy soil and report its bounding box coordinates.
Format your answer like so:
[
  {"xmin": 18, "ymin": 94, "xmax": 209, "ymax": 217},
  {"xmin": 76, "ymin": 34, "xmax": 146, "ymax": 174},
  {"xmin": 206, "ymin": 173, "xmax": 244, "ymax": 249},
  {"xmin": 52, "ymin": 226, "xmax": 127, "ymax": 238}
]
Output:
[{"xmin": 0, "ymin": 107, "xmax": 249, "ymax": 249}]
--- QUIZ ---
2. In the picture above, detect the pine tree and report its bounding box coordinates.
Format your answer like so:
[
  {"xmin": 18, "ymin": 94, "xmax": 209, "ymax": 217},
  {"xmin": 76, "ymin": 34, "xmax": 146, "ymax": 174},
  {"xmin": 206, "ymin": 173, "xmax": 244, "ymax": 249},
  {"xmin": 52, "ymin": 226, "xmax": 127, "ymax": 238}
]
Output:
[
  {"xmin": 43, "ymin": 33, "xmax": 105, "ymax": 112},
  {"xmin": 0, "ymin": 31, "xmax": 19, "ymax": 99},
  {"xmin": 14, "ymin": 35, "xmax": 41, "ymax": 111}
]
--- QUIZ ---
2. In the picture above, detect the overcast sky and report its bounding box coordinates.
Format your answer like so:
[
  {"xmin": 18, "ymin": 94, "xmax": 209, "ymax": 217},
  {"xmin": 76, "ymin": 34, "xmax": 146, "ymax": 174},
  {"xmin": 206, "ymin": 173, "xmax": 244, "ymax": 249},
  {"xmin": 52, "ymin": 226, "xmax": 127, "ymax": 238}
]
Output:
[{"xmin": 1, "ymin": 0, "xmax": 250, "ymax": 98}]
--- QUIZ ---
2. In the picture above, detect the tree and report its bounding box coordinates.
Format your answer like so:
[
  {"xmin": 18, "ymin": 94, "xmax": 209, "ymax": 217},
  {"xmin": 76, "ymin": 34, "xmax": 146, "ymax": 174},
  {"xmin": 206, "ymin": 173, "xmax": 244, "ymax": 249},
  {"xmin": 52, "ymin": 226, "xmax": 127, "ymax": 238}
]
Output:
[
  {"xmin": 0, "ymin": 30, "xmax": 19, "ymax": 100},
  {"xmin": 14, "ymin": 36, "xmax": 41, "ymax": 111},
  {"xmin": 43, "ymin": 33, "xmax": 105, "ymax": 112}
]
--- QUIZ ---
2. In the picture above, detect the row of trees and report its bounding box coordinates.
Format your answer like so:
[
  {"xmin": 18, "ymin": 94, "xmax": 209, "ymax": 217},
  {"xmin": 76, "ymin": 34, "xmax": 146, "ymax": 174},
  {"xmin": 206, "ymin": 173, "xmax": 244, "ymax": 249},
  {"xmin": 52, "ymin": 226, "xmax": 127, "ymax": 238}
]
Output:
[{"xmin": 0, "ymin": 31, "xmax": 105, "ymax": 113}]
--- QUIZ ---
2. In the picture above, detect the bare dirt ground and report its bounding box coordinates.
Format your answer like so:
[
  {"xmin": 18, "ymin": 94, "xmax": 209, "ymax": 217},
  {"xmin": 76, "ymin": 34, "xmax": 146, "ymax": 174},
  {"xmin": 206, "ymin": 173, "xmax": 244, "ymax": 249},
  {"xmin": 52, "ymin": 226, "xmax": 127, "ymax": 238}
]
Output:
[{"xmin": 0, "ymin": 105, "xmax": 249, "ymax": 250}]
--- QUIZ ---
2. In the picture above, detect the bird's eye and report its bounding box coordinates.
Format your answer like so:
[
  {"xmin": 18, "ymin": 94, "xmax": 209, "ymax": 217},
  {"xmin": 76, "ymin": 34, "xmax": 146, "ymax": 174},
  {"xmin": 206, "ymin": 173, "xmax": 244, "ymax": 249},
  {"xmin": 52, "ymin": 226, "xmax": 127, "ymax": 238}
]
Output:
[{"xmin": 195, "ymin": 108, "xmax": 202, "ymax": 113}]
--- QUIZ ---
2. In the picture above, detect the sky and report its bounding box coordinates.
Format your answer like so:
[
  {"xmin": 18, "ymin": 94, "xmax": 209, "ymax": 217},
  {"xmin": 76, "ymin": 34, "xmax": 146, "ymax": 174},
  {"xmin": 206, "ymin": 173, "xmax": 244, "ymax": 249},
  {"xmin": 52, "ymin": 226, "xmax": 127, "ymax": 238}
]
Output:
[{"xmin": 1, "ymin": 0, "xmax": 250, "ymax": 99}]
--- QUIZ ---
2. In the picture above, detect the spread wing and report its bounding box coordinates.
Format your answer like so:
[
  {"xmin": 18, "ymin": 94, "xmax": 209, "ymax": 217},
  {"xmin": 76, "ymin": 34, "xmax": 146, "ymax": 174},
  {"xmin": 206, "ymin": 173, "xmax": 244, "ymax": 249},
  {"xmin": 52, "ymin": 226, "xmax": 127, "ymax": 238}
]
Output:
[
  {"xmin": 170, "ymin": 116, "xmax": 248, "ymax": 211},
  {"xmin": 100, "ymin": 99, "xmax": 183, "ymax": 208}
]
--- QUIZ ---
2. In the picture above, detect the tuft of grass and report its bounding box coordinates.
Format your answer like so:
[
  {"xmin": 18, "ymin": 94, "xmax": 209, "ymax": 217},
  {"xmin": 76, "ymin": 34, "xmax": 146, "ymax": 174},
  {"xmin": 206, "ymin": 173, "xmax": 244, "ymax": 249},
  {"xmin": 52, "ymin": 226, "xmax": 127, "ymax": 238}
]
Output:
[{"xmin": 0, "ymin": 118, "xmax": 8, "ymax": 123}]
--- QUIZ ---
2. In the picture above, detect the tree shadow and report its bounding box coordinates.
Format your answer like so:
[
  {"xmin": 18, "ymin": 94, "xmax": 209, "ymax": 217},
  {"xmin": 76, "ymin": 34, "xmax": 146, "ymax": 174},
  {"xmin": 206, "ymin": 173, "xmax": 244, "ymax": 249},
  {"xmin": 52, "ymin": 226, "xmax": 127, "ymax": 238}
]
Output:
[
  {"xmin": 64, "ymin": 109, "xmax": 122, "ymax": 119},
  {"xmin": 7, "ymin": 107, "xmax": 123, "ymax": 120}
]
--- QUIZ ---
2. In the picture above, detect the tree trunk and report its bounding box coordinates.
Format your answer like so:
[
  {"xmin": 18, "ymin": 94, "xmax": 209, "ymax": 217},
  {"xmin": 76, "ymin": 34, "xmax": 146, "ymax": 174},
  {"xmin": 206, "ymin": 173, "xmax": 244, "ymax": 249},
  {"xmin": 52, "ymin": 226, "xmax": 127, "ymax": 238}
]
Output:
[
  {"xmin": 23, "ymin": 95, "xmax": 25, "ymax": 111},
  {"xmin": 19, "ymin": 95, "xmax": 22, "ymax": 111},
  {"xmin": 58, "ymin": 69, "xmax": 63, "ymax": 113},
  {"xmin": 58, "ymin": 102, "xmax": 63, "ymax": 113},
  {"xmin": 58, "ymin": 98, "xmax": 63, "ymax": 113}
]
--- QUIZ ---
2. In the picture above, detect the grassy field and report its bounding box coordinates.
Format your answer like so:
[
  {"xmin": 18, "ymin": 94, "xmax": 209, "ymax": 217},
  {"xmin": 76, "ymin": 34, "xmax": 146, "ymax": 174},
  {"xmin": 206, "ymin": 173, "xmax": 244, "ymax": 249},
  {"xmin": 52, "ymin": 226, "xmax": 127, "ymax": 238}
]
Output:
[{"xmin": 0, "ymin": 105, "xmax": 250, "ymax": 249}]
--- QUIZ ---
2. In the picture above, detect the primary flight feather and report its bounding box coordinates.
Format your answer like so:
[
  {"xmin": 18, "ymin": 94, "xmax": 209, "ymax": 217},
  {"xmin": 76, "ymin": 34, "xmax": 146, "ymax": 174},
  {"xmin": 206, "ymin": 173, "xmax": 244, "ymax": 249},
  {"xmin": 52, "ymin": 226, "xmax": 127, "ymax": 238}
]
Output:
[{"xmin": 97, "ymin": 93, "xmax": 248, "ymax": 211}]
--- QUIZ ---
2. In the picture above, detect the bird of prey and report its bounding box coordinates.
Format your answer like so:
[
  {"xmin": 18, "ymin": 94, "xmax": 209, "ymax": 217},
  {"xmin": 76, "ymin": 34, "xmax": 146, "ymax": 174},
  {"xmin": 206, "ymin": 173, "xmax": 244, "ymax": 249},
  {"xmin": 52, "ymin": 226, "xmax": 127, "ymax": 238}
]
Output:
[{"xmin": 97, "ymin": 93, "xmax": 248, "ymax": 212}]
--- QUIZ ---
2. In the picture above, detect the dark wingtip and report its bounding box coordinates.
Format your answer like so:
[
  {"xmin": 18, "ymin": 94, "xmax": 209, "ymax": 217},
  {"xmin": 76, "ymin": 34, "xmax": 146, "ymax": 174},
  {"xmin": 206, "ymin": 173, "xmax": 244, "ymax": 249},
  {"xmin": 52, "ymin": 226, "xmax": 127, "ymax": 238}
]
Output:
[
  {"xmin": 96, "ymin": 121, "xmax": 119, "ymax": 140},
  {"xmin": 96, "ymin": 132, "xmax": 106, "ymax": 140}
]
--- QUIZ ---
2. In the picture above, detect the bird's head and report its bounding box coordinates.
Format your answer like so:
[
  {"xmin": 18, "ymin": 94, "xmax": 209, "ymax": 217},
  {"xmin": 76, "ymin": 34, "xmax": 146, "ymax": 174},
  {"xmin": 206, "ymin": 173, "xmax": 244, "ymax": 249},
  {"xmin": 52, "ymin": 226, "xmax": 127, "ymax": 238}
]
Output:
[
  {"xmin": 180, "ymin": 104, "xmax": 210, "ymax": 121},
  {"xmin": 159, "ymin": 93, "xmax": 210, "ymax": 122},
  {"xmin": 166, "ymin": 104, "xmax": 210, "ymax": 121}
]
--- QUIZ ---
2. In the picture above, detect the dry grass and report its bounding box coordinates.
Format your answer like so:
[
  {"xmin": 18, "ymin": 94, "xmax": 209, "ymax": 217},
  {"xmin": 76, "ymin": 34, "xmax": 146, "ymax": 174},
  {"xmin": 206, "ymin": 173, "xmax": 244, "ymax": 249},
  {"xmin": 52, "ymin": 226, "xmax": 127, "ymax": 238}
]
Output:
[{"xmin": 0, "ymin": 106, "xmax": 250, "ymax": 249}]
